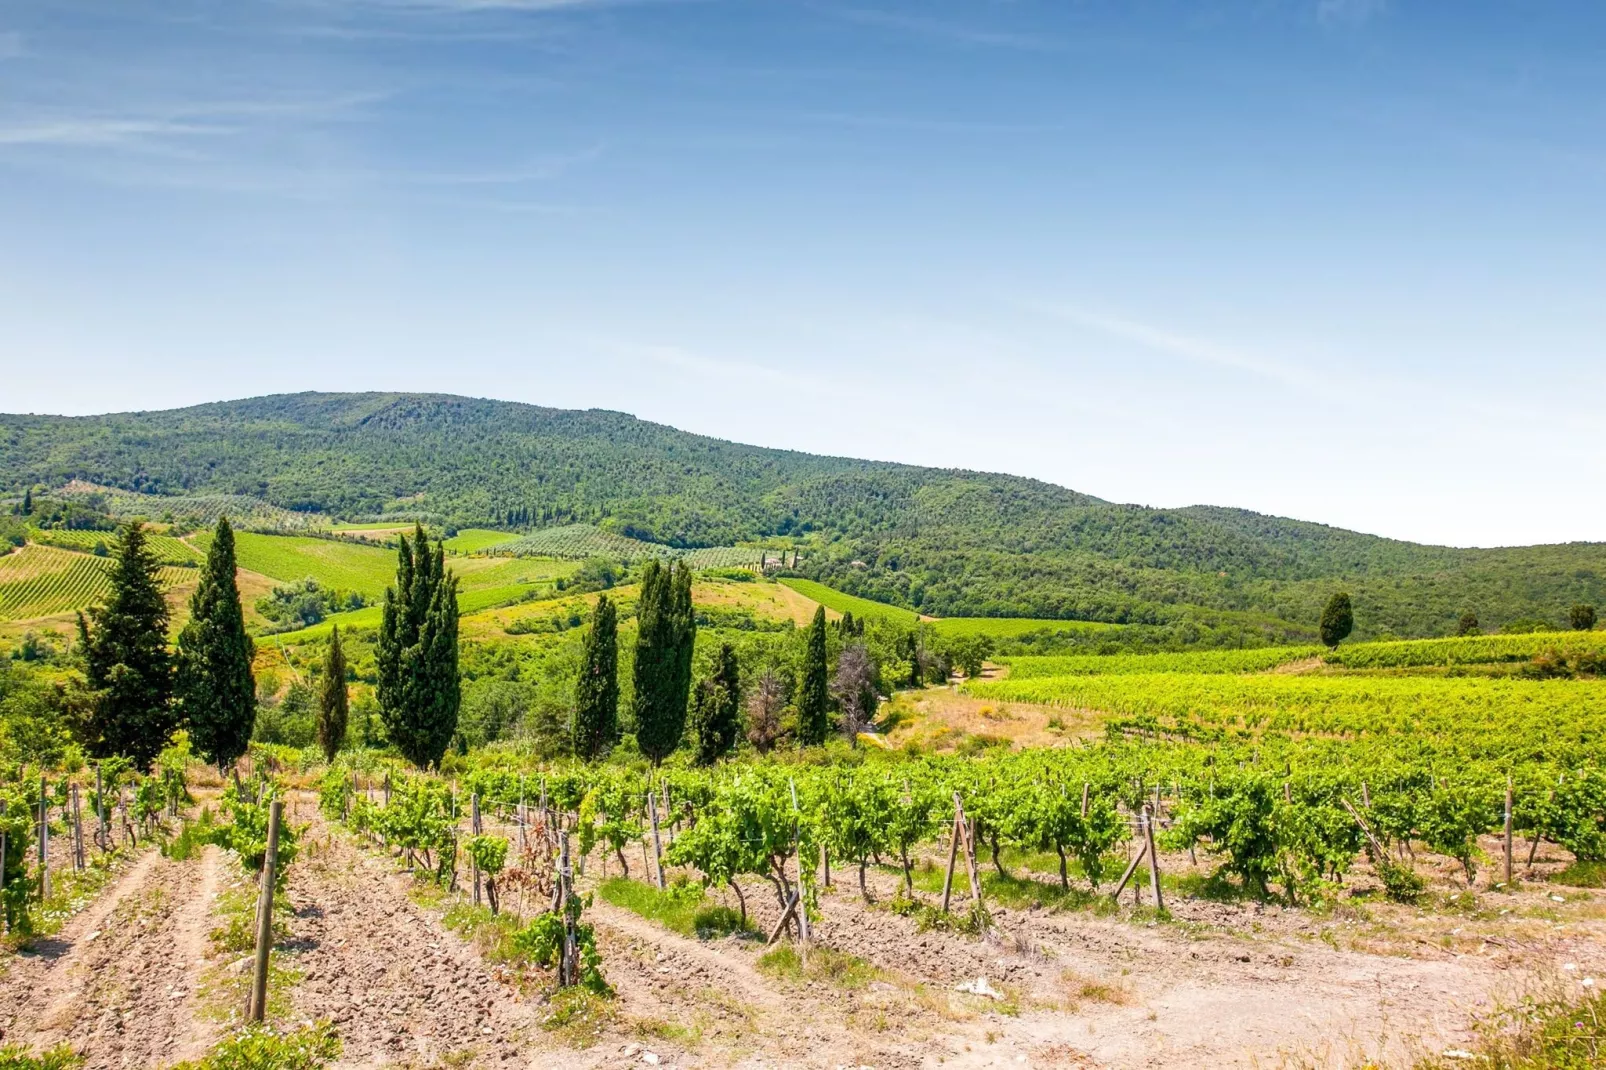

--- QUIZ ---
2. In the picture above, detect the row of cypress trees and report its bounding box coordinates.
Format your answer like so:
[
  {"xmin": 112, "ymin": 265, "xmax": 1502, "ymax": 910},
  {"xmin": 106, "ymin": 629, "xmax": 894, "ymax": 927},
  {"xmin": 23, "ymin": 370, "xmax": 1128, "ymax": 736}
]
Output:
[
  {"xmin": 569, "ymin": 574, "xmax": 838, "ymax": 763},
  {"xmin": 76, "ymin": 517, "xmax": 353, "ymax": 770}
]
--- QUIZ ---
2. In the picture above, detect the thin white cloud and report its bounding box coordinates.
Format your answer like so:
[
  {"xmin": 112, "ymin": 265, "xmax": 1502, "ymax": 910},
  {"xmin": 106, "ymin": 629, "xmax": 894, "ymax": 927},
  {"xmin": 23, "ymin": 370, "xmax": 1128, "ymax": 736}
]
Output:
[{"xmin": 0, "ymin": 118, "xmax": 228, "ymax": 147}]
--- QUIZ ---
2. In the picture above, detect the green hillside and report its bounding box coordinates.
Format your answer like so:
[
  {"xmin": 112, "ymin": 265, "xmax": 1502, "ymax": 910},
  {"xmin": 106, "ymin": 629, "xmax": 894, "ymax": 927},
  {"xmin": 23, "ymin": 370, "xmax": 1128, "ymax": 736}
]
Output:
[{"xmin": 4, "ymin": 391, "xmax": 1603, "ymax": 639}]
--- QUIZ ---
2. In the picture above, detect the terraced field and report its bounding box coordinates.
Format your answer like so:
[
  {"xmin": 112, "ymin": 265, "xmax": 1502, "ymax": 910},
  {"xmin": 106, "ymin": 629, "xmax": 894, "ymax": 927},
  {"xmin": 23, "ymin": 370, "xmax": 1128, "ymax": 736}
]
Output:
[
  {"xmin": 56, "ymin": 480, "xmax": 325, "ymax": 530},
  {"xmin": 30, "ymin": 527, "xmax": 202, "ymax": 565}
]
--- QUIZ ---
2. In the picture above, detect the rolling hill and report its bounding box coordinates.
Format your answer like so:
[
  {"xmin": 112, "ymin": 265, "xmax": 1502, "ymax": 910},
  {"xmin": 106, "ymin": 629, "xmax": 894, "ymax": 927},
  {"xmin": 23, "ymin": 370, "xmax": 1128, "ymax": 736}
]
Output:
[{"xmin": 3, "ymin": 391, "xmax": 1603, "ymax": 639}]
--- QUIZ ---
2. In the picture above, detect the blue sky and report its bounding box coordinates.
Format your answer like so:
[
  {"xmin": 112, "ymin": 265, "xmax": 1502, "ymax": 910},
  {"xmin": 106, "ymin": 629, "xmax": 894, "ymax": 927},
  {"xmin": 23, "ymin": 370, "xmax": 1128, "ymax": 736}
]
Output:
[{"xmin": 2, "ymin": 1, "xmax": 1602, "ymax": 547}]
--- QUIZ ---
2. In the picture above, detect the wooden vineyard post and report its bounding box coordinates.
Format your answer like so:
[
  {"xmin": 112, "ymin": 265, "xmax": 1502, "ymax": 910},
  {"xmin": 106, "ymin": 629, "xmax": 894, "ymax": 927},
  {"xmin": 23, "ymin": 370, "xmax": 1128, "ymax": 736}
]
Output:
[
  {"xmin": 558, "ymin": 831, "xmax": 577, "ymax": 988},
  {"xmin": 1340, "ymin": 797, "xmax": 1387, "ymax": 860},
  {"xmin": 384, "ymin": 773, "xmax": 391, "ymax": 808},
  {"xmin": 1, "ymin": 799, "xmax": 8, "ymax": 930},
  {"xmin": 1361, "ymin": 781, "xmax": 1370, "ymax": 809},
  {"xmin": 248, "ymin": 800, "xmax": 284, "ymax": 1023},
  {"xmin": 647, "ymin": 789, "xmax": 666, "ymax": 891},
  {"xmin": 788, "ymin": 780, "xmax": 809, "ymax": 955},
  {"xmin": 95, "ymin": 764, "xmax": 107, "ymax": 852},
  {"xmin": 1111, "ymin": 835, "xmax": 1149, "ymax": 902},
  {"xmin": 37, "ymin": 775, "xmax": 49, "ymax": 903},
  {"xmin": 72, "ymin": 783, "xmax": 84, "ymax": 872},
  {"xmin": 1143, "ymin": 805, "xmax": 1163, "ymax": 912},
  {"xmin": 1504, "ymin": 777, "xmax": 1514, "ymax": 888},
  {"xmin": 941, "ymin": 798, "xmax": 962, "ymax": 914},
  {"xmin": 470, "ymin": 794, "xmax": 482, "ymax": 907},
  {"xmin": 1080, "ymin": 782, "xmax": 1089, "ymax": 819}
]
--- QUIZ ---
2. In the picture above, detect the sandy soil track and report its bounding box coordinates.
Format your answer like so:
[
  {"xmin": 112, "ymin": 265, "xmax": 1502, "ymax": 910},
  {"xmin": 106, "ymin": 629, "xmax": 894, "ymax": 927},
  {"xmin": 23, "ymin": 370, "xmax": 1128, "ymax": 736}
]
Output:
[{"xmin": 0, "ymin": 846, "xmax": 224, "ymax": 1069}]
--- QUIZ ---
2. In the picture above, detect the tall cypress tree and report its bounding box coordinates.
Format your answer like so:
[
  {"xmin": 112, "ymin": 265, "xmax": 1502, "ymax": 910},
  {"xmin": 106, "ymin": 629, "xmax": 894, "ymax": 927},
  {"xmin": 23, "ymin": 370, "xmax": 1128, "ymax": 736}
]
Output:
[
  {"xmin": 633, "ymin": 559, "xmax": 696, "ymax": 765},
  {"xmin": 1319, "ymin": 592, "xmax": 1354, "ymax": 650},
  {"xmin": 798, "ymin": 606, "xmax": 830, "ymax": 746},
  {"xmin": 20, "ymin": 487, "xmax": 31, "ymax": 515},
  {"xmin": 690, "ymin": 642, "xmax": 741, "ymax": 765},
  {"xmin": 176, "ymin": 517, "xmax": 256, "ymax": 770},
  {"xmin": 571, "ymin": 594, "xmax": 619, "ymax": 759},
  {"xmin": 377, "ymin": 524, "xmax": 460, "ymax": 768},
  {"xmin": 78, "ymin": 521, "xmax": 175, "ymax": 768},
  {"xmin": 317, "ymin": 625, "xmax": 349, "ymax": 764}
]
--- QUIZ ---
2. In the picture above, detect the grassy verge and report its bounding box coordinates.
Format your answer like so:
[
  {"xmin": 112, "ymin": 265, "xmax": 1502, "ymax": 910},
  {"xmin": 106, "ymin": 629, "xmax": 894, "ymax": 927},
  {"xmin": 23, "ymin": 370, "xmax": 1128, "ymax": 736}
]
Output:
[
  {"xmin": 1411, "ymin": 986, "xmax": 1603, "ymax": 1069},
  {"xmin": 597, "ymin": 878, "xmax": 752, "ymax": 939},
  {"xmin": 757, "ymin": 944, "xmax": 878, "ymax": 990}
]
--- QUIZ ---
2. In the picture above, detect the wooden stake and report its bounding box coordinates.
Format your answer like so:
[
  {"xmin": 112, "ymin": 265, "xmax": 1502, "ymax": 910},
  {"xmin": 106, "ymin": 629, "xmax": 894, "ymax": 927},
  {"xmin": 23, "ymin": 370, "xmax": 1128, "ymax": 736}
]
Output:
[
  {"xmin": 766, "ymin": 891, "xmax": 801, "ymax": 947},
  {"xmin": 248, "ymin": 800, "xmax": 284, "ymax": 1023},
  {"xmin": 72, "ymin": 780, "xmax": 84, "ymax": 873},
  {"xmin": 37, "ymin": 775, "xmax": 48, "ymax": 903},
  {"xmin": 647, "ymin": 790, "xmax": 666, "ymax": 890},
  {"xmin": 1339, "ymin": 797, "xmax": 1387, "ymax": 859},
  {"xmin": 470, "ymin": 794, "xmax": 482, "ymax": 907},
  {"xmin": 1080, "ymin": 782, "xmax": 1089, "ymax": 819},
  {"xmin": 95, "ymin": 764, "xmax": 107, "ymax": 851},
  {"xmin": 1361, "ymin": 781, "xmax": 1370, "ymax": 808},
  {"xmin": 1143, "ymin": 806, "xmax": 1163, "ymax": 912},
  {"xmin": 941, "ymin": 809, "xmax": 962, "ymax": 913},
  {"xmin": 1504, "ymin": 777, "xmax": 1514, "ymax": 887},
  {"xmin": 1111, "ymin": 838, "xmax": 1149, "ymax": 899}
]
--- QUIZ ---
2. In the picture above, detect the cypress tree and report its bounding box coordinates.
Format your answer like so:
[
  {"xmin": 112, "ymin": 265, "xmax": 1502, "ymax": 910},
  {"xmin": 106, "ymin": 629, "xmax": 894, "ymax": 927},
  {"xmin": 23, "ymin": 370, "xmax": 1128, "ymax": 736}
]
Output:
[
  {"xmin": 1319, "ymin": 592, "xmax": 1354, "ymax": 650},
  {"xmin": 20, "ymin": 487, "xmax": 31, "ymax": 515},
  {"xmin": 317, "ymin": 625, "xmax": 349, "ymax": 764},
  {"xmin": 633, "ymin": 559, "xmax": 695, "ymax": 765},
  {"xmin": 798, "ymin": 606, "xmax": 830, "ymax": 746},
  {"xmin": 376, "ymin": 524, "xmax": 460, "ymax": 768},
  {"xmin": 571, "ymin": 594, "xmax": 619, "ymax": 759},
  {"xmin": 691, "ymin": 642, "xmax": 741, "ymax": 765},
  {"xmin": 78, "ymin": 521, "xmax": 175, "ymax": 768},
  {"xmin": 175, "ymin": 517, "xmax": 256, "ymax": 770}
]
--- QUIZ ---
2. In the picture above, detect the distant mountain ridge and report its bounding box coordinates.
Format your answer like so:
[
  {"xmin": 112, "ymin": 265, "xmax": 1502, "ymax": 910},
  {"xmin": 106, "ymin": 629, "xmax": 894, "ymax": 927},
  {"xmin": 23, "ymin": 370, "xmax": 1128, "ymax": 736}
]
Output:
[{"xmin": 3, "ymin": 392, "xmax": 1602, "ymax": 638}]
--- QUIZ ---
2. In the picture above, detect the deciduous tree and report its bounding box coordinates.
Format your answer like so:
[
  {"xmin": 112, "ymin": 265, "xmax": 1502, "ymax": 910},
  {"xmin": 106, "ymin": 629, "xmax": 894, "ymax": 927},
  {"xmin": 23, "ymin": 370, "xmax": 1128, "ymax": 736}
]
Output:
[
  {"xmin": 1572, "ymin": 604, "xmax": 1598, "ymax": 631},
  {"xmin": 1319, "ymin": 592, "xmax": 1354, "ymax": 650}
]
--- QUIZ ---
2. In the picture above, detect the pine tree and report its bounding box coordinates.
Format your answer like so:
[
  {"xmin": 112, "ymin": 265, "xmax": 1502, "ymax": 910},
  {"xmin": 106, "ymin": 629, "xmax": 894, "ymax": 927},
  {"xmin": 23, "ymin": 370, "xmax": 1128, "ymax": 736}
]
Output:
[
  {"xmin": 798, "ymin": 606, "xmax": 830, "ymax": 746},
  {"xmin": 78, "ymin": 521, "xmax": 175, "ymax": 767},
  {"xmin": 317, "ymin": 625, "xmax": 349, "ymax": 764},
  {"xmin": 571, "ymin": 594, "xmax": 619, "ymax": 759},
  {"xmin": 691, "ymin": 642, "xmax": 741, "ymax": 765},
  {"xmin": 1320, "ymin": 592, "xmax": 1354, "ymax": 650},
  {"xmin": 633, "ymin": 559, "xmax": 695, "ymax": 765},
  {"xmin": 376, "ymin": 524, "xmax": 460, "ymax": 768},
  {"xmin": 175, "ymin": 517, "xmax": 256, "ymax": 770}
]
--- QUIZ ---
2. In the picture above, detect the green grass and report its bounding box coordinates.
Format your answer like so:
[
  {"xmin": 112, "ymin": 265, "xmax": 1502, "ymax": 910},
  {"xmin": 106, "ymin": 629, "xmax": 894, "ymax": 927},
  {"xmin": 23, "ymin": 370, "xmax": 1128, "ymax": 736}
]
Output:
[
  {"xmin": 778, "ymin": 578, "xmax": 920, "ymax": 622},
  {"xmin": 596, "ymin": 877, "xmax": 751, "ymax": 938},
  {"xmin": 999, "ymin": 645, "xmax": 1322, "ymax": 678},
  {"xmin": 444, "ymin": 528, "xmax": 523, "ymax": 553},
  {"xmin": 1411, "ymin": 987, "xmax": 1605, "ymax": 1069},
  {"xmin": 930, "ymin": 617, "xmax": 1122, "ymax": 638},
  {"xmin": 756, "ymin": 943, "xmax": 878, "ymax": 989},
  {"xmin": 1327, "ymin": 630, "xmax": 1606, "ymax": 669},
  {"xmin": 1552, "ymin": 860, "xmax": 1606, "ymax": 888},
  {"xmin": 210, "ymin": 531, "xmax": 398, "ymax": 596}
]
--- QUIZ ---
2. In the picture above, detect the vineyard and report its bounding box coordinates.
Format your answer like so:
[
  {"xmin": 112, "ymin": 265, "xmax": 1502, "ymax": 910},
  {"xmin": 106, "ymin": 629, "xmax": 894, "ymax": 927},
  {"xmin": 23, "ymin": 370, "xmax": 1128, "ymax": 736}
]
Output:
[
  {"xmin": 0, "ymin": 544, "xmax": 194, "ymax": 621},
  {"xmin": 29, "ymin": 527, "xmax": 202, "ymax": 566},
  {"xmin": 485, "ymin": 524, "xmax": 766, "ymax": 571},
  {"xmin": 201, "ymin": 531, "xmax": 402, "ymax": 597},
  {"xmin": 56, "ymin": 481, "xmax": 326, "ymax": 531}
]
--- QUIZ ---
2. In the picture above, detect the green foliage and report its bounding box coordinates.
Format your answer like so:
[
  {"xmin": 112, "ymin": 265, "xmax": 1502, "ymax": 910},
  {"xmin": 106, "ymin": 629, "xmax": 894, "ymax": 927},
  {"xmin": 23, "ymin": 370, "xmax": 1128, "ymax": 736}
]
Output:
[
  {"xmin": 1458, "ymin": 611, "xmax": 1481, "ymax": 637},
  {"xmin": 689, "ymin": 643, "xmax": 741, "ymax": 765},
  {"xmin": 255, "ymin": 578, "xmax": 368, "ymax": 632},
  {"xmin": 597, "ymin": 877, "xmax": 750, "ymax": 939},
  {"xmin": 797, "ymin": 607, "xmax": 829, "ymax": 747},
  {"xmin": 167, "ymin": 1023, "xmax": 340, "ymax": 1070},
  {"xmin": 632, "ymin": 560, "xmax": 694, "ymax": 765},
  {"xmin": 376, "ymin": 525, "xmax": 460, "ymax": 769},
  {"xmin": 0, "ymin": 1044, "xmax": 83, "ymax": 1070},
  {"xmin": 1375, "ymin": 858, "xmax": 1425, "ymax": 903},
  {"xmin": 316, "ymin": 626, "xmax": 348, "ymax": 764},
  {"xmin": 77, "ymin": 521, "xmax": 176, "ymax": 768},
  {"xmin": 1320, "ymin": 592, "xmax": 1354, "ymax": 650},
  {"xmin": 571, "ymin": 595, "xmax": 619, "ymax": 760},
  {"xmin": 464, "ymin": 833, "xmax": 508, "ymax": 876},
  {"xmin": 207, "ymin": 775, "xmax": 299, "ymax": 879},
  {"xmin": 177, "ymin": 517, "xmax": 257, "ymax": 769},
  {"xmin": 1002, "ymin": 646, "xmax": 1322, "ymax": 678},
  {"xmin": 1573, "ymin": 604, "xmax": 1598, "ymax": 632}
]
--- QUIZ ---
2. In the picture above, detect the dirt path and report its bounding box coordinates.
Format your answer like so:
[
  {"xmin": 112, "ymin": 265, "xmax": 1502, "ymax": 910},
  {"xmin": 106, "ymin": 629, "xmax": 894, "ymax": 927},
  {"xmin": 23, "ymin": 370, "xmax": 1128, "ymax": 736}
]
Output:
[
  {"xmin": 287, "ymin": 813, "xmax": 550, "ymax": 1068},
  {"xmin": 0, "ymin": 846, "xmax": 224, "ymax": 1069}
]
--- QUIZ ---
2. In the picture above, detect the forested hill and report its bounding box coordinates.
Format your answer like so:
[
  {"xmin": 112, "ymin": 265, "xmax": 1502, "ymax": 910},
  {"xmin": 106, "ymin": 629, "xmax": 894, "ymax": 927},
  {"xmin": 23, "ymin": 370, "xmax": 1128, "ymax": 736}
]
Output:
[{"xmin": 3, "ymin": 391, "xmax": 1603, "ymax": 638}]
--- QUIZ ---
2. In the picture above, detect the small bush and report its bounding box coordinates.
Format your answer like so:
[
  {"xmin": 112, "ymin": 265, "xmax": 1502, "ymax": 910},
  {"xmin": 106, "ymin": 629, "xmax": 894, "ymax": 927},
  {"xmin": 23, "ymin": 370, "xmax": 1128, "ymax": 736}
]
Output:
[
  {"xmin": 1376, "ymin": 858, "xmax": 1426, "ymax": 904},
  {"xmin": 0, "ymin": 1044, "xmax": 83, "ymax": 1070},
  {"xmin": 168, "ymin": 1023, "xmax": 339, "ymax": 1070}
]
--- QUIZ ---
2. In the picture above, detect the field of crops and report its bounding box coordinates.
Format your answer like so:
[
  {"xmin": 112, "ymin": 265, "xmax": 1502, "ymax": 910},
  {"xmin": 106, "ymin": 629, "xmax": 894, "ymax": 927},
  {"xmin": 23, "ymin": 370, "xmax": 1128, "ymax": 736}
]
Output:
[
  {"xmin": 442, "ymin": 528, "xmax": 522, "ymax": 554},
  {"xmin": 487, "ymin": 523, "xmax": 763, "ymax": 570},
  {"xmin": 929, "ymin": 616, "xmax": 1121, "ymax": 639},
  {"xmin": 1000, "ymin": 646, "xmax": 1323, "ymax": 678},
  {"xmin": 209, "ymin": 532, "xmax": 400, "ymax": 597},
  {"xmin": 30, "ymin": 527, "xmax": 202, "ymax": 566},
  {"xmin": 1325, "ymin": 630, "xmax": 1606, "ymax": 668},
  {"xmin": 57, "ymin": 481, "xmax": 325, "ymax": 530},
  {"xmin": 778, "ymin": 578, "xmax": 921, "ymax": 622},
  {"xmin": 0, "ymin": 543, "xmax": 194, "ymax": 620}
]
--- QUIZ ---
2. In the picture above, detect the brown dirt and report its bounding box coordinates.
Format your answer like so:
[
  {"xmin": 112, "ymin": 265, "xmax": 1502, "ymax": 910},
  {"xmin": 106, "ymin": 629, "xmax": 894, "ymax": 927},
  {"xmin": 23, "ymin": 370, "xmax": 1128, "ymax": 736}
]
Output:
[{"xmin": 0, "ymin": 846, "xmax": 226, "ymax": 1069}]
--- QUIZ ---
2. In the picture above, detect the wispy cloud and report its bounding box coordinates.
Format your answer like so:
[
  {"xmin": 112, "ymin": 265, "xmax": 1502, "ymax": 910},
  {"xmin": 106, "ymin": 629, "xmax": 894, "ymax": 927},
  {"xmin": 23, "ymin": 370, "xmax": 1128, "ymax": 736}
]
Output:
[
  {"xmin": 0, "ymin": 94, "xmax": 382, "ymax": 152},
  {"xmin": 824, "ymin": 5, "xmax": 1057, "ymax": 52},
  {"xmin": 1317, "ymin": 0, "xmax": 1387, "ymax": 26}
]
